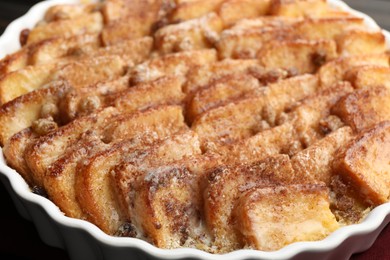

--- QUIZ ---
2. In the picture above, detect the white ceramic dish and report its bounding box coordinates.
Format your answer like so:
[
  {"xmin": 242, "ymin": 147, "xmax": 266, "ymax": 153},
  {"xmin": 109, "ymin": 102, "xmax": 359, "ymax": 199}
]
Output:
[{"xmin": 0, "ymin": 1, "xmax": 390, "ymax": 260}]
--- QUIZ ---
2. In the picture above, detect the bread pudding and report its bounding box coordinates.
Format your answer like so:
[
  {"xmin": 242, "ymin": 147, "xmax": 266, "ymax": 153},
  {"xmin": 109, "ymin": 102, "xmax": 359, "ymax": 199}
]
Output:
[{"xmin": 0, "ymin": 0, "xmax": 389, "ymax": 254}]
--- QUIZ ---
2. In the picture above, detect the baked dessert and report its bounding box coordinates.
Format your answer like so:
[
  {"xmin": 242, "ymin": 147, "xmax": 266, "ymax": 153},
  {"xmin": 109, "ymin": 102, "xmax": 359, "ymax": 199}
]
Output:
[{"xmin": 0, "ymin": 0, "xmax": 389, "ymax": 254}]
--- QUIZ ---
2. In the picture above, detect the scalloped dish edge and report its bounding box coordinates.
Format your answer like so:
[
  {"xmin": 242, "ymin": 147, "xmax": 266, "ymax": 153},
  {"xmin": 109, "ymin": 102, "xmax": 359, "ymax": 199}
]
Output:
[{"xmin": 0, "ymin": 1, "xmax": 390, "ymax": 260}]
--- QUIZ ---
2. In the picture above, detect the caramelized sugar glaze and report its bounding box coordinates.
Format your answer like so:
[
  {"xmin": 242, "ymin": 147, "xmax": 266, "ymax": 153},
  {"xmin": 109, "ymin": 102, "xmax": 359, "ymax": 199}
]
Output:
[{"xmin": 0, "ymin": 0, "xmax": 389, "ymax": 253}]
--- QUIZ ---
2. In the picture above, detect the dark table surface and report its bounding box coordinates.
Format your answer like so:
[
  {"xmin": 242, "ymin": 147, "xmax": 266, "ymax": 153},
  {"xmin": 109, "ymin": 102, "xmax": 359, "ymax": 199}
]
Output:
[{"xmin": 0, "ymin": 0, "xmax": 389, "ymax": 259}]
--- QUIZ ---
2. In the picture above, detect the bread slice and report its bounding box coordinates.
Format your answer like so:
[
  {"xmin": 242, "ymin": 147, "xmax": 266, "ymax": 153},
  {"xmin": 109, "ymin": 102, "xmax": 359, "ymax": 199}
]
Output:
[
  {"xmin": 216, "ymin": 26, "xmax": 294, "ymax": 59},
  {"xmin": 329, "ymin": 174, "xmax": 371, "ymax": 225},
  {"xmin": 82, "ymin": 130, "xmax": 200, "ymax": 235},
  {"xmin": 59, "ymin": 75, "xmax": 130, "ymax": 122},
  {"xmin": 203, "ymin": 154, "xmax": 303, "ymax": 251},
  {"xmin": 2, "ymin": 128, "xmax": 36, "ymax": 185},
  {"xmin": 332, "ymin": 86, "xmax": 390, "ymax": 132},
  {"xmin": 230, "ymin": 16, "xmax": 300, "ymax": 30},
  {"xmin": 0, "ymin": 49, "xmax": 29, "ymax": 76},
  {"xmin": 103, "ymin": 105, "xmax": 186, "ymax": 143},
  {"xmin": 318, "ymin": 54, "xmax": 389, "ymax": 88},
  {"xmin": 25, "ymin": 107, "xmax": 119, "ymax": 187},
  {"xmin": 27, "ymin": 12, "xmax": 103, "ymax": 45},
  {"xmin": 60, "ymin": 74, "xmax": 184, "ymax": 122},
  {"xmin": 90, "ymin": 37, "xmax": 153, "ymax": 65},
  {"xmin": 294, "ymin": 17, "xmax": 364, "ymax": 40},
  {"xmin": 113, "ymin": 153, "xmax": 218, "ymax": 249},
  {"xmin": 207, "ymin": 122, "xmax": 297, "ymax": 163},
  {"xmin": 101, "ymin": 0, "xmax": 164, "ymax": 23},
  {"xmin": 218, "ymin": 0, "xmax": 271, "ymax": 26},
  {"xmin": 333, "ymin": 121, "xmax": 390, "ymax": 205},
  {"xmin": 209, "ymin": 82, "xmax": 354, "ymax": 161},
  {"xmin": 343, "ymin": 65, "xmax": 390, "ymax": 90},
  {"xmin": 75, "ymin": 129, "xmax": 199, "ymax": 235},
  {"xmin": 269, "ymin": 0, "xmax": 329, "ymax": 18},
  {"xmin": 26, "ymin": 105, "xmax": 186, "ymax": 188},
  {"xmin": 130, "ymin": 49, "xmax": 217, "ymax": 84},
  {"xmin": 0, "ymin": 82, "xmax": 70, "ymax": 146},
  {"xmin": 155, "ymin": 12, "xmax": 223, "ymax": 54},
  {"xmin": 44, "ymin": 111, "xmax": 185, "ymax": 220},
  {"xmin": 169, "ymin": 0, "xmax": 225, "ymax": 22},
  {"xmin": 101, "ymin": 0, "xmax": 163, "ymax": 45},
  {"xmin": 29, "ymin": 33, "xmax": 101, "ymax": 65},
  {"xmin": 289, "ymin": 82, "xmax": 354, "ymax": 146},
  {"xmin": 43, "ymin": 3, "xmax": 99, "ymax": 22},
  {"xmin": 0, "ymin": 63, "xmax": 57, "ymax": 104},
  {"xmin": 0, "ymin": 53, "xmax": 126, "ymax": 104},
  {"xmin": 29, "ymin": 104, "xmax": 184, "ymax": 218},
  {"xmin": 1, "ymin": 33, "xmax": 146, "ymax": 79},
  {"xmin": 336, "ymin": 30, "xmax": 386, "ymax": 56},
  {"xmin": 186, "ymin": 73, "xmax": 261, "ymax": 122},
  {"xmin": 101, "ymin": 19, "xmax": 151, "ymax": 46},
  {"xmin": 184, "ymin": 59, "xmax": 265, "ymax": 93},
  {"xmin": 258, "ymin": 39, "xmax": 337, "ymax": 74},
  {"xmin": 76, "ymin": 139, "xmax": 138, "ymax": 234},
  {"xmin": 192, "ymin": 74, "xmax": 318, "ymax": 145},
  {"xmin": 52, "ymin": 55, "xmax": 126, "ymax": 89},
  {"xmin": 291, "ymin": 126, "xmax": 353, "ymax": 184},
  {"xmin": 111, "ymin": 76, "xmax": 185, "ymax": 112},
  {"xmin": 43, "ymin": 133, "xmax": 108, "ymax": 219},
  {"xmin": 234, "ymin": 184, "xmax": 338, "ymax": 251}
]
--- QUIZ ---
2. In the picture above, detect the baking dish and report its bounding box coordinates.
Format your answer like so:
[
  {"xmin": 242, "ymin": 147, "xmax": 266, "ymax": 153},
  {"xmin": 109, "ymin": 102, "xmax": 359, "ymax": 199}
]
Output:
[{"xmin": 0, "ymin": 0, "xmax": 390, "ymax": 259}]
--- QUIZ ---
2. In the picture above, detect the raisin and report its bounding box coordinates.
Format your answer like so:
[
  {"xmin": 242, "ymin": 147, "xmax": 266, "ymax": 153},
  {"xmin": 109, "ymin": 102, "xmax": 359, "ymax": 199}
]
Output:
[
  {"xmin": 312, "ymin": 51, "xmax": 327, "ymax": 69},
  {"xmin": 115, "ymin": 222, "xmax": 137, "ymax": 237},
  {"xmin": 31, "ymin": 186, "xmax": 48, "ymax": 198},
  {"xmin": 19, "ymin": 29, "xmax": 30, "ymax": 46}
]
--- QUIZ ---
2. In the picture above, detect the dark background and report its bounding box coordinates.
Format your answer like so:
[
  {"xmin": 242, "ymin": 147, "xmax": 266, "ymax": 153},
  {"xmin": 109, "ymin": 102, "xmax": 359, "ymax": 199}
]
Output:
[{"xmin": 0, "ymin": 0, "xmax": 389, "ymax": 259}]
